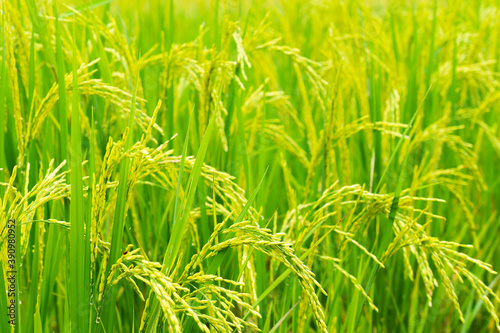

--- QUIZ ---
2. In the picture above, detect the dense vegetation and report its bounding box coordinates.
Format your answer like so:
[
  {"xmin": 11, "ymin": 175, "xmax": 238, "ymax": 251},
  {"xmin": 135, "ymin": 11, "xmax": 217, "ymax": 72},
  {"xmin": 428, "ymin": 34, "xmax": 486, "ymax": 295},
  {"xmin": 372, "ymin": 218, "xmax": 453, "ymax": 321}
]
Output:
[{"xmin": 1, "ymin": 0, "xmax": 499, "ymax": 332}]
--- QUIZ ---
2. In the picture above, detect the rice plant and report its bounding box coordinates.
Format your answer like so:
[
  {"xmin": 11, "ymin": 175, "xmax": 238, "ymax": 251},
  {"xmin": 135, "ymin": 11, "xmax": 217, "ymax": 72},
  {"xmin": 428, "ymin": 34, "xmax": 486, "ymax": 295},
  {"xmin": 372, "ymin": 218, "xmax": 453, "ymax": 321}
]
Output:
[{"xmin": 1, "ymin": 0, "xmax": 499, "ymax": 332}]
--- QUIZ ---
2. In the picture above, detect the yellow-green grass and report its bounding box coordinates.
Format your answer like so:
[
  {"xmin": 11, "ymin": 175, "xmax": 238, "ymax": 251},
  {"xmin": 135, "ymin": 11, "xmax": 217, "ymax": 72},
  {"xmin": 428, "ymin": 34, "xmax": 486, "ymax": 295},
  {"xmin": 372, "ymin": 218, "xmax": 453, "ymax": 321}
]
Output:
[{"xmin": 1, "ymin": 0, "xmax": 500, "ymax": 332}]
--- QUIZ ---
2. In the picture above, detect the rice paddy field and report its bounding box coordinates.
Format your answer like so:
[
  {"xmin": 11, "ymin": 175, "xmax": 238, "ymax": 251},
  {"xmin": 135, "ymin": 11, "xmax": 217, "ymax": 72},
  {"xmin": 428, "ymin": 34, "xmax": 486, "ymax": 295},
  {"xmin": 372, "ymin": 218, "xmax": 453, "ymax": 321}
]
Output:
[{"xmin": 1, "ymin": 0, "xmax": 500, "ymax": 332}]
